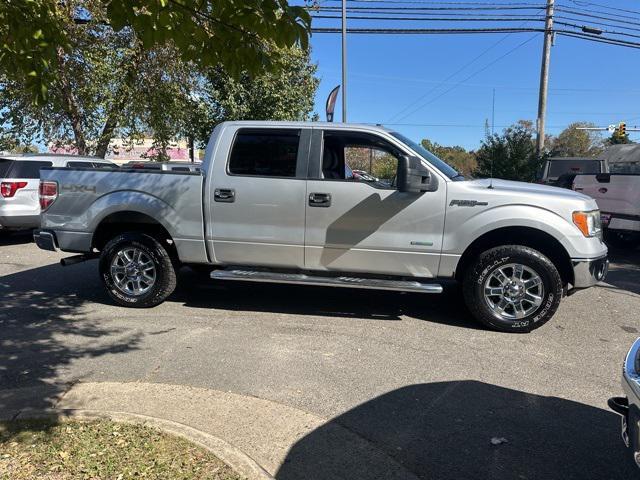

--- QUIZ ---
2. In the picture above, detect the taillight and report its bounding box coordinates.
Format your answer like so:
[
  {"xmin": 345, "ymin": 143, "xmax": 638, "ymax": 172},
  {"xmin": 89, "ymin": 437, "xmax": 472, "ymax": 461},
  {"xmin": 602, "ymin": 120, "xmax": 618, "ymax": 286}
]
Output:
[
  {"xmin": 0, "ymin": 181, "xmax": 28, "ymax": 198},
  {"xmin": 39, "ymin": 181, "xmax": 58, "ymax": 210}
]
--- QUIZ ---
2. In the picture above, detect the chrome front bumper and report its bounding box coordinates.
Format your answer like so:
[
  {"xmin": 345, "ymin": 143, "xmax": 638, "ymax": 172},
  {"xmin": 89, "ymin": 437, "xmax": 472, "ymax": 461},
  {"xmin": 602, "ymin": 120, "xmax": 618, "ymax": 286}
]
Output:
[{"xmin": 571, "ymin": 255, "xmax": 608, "ymax": 289}]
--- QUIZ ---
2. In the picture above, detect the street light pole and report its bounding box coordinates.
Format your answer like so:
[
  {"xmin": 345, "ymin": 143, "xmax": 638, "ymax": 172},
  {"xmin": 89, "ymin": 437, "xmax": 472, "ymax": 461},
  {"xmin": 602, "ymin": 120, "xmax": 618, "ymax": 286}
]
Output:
[
  {"xmin": 536, "ymin": 0, "xmax": 555, "ymax": 156},
  {"xmin": 342, "ymin": 0, "xmax": 347, "ymax": 122}
]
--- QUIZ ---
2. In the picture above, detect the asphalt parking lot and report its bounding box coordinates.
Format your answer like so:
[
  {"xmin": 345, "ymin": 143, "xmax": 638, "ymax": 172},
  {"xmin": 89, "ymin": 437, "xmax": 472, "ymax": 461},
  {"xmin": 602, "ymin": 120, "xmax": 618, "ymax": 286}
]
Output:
[{"xmin": 1, "ymin": 231, "xmax": 639, "ymax": 479}]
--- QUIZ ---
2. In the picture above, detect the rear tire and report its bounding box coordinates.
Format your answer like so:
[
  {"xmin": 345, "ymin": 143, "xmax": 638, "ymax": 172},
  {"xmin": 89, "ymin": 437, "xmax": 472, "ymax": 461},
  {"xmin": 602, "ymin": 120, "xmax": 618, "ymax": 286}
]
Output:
[
  {"xmin": 99, "ymin": 232, "xmax": 177, "ymax": 308},
  {"xmin": 462, "ymin": 245, "xmax": 563, "ymax": 333}
]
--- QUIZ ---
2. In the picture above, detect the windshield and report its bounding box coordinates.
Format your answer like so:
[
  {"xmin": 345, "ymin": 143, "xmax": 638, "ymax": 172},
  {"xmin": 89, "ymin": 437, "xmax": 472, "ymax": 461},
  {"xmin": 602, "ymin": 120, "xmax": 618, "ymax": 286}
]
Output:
[{"xmin": 390, "ymin": 132, "xmax": 461, "ymax": 180}]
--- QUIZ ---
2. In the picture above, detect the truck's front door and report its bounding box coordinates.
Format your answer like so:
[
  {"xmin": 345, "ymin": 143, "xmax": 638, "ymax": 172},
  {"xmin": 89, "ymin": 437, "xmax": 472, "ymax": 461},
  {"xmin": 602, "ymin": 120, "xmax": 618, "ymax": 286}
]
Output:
[
  {"xmin": 304, "ymin": 129, "xmax": 446, "ymax": 277},
  {"xmin": 208, "ymin": 126, "xmax": 310, "ymax": 268}
]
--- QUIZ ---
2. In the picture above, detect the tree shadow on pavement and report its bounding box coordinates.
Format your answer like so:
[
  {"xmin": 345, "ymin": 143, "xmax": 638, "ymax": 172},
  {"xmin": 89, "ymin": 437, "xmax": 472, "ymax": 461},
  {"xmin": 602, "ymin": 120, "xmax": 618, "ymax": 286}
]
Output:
[
  {"xmin": 175, "ymin": 270, "xmax": 481, "ymax": 329},
  {"xmin": 276, "ymin": 381, "xmax": 636, "ymax": 480},
  {"xmin": 0, "ymin": 260, "xmax": 142, "ymax": 414},
  {"xmin": 604, "ymin": 246, "xmax": 640, "ymax": 295}
]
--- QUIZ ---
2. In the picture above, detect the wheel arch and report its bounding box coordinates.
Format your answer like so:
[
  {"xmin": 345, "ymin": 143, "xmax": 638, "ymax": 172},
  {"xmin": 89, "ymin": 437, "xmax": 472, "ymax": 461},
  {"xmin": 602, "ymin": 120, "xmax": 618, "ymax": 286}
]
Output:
[
  {"xmin": 92, "ymin": 210, "xmax": 177, "ymax": 259},
  {"xmin": 454, "ymin": 226, "xmax": 574, "ymax": 286}
]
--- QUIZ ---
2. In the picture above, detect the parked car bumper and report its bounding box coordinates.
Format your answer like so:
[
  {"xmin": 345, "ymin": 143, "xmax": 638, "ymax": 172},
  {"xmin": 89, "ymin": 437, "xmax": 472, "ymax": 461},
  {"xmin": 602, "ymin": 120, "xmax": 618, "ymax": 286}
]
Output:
[
  {"xmin": 571, "ymin": 255, "xmax": 608, "ymax": 288},
  {"xmin": 609, "ymin": 338, "xmax": 640, "ymax": 469},
  {"xmin": 0, "ymin": 214, "xmax": 40, "ymax": 230}
]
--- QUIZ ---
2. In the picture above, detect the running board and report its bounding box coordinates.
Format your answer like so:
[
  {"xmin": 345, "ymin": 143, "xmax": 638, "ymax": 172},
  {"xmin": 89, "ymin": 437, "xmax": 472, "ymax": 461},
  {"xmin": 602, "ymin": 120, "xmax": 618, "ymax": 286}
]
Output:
[{"xmin": 210, "ymin": 269, "xmax": 443, "ymax": 293}]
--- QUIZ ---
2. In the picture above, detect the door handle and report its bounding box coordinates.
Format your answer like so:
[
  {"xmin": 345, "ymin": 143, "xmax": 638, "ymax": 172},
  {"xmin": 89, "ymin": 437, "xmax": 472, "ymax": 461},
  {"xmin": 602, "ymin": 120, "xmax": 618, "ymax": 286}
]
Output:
[
  {"xmin": 214, "ymin": 188, "xmax": 235, "ymax": 203},
  {"xmin": 309, "ymin": 192, "xmax": 331, "ymax": 207}
]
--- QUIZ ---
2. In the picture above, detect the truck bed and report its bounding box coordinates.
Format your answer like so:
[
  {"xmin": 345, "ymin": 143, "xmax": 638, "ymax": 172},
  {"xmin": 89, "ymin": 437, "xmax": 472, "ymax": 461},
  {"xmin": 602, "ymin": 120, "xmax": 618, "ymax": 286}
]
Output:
[{"xmin": 39, "ymin": 167, "xmax": 207, "ymax": 262}]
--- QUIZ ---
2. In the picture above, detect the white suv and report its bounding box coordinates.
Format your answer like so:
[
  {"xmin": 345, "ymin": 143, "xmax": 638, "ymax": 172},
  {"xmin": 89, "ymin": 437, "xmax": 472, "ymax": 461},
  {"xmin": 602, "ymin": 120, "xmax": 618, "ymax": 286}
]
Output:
[{"xmin": 0, "ymin": 153, "xmax": 115, "ymax": 231}]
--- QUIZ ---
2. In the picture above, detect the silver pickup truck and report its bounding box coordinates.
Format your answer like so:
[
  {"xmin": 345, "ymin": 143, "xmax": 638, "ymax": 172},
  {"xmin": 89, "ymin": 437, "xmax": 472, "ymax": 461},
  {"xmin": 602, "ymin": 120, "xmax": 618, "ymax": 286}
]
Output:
[{"xmin": 34, "ymin": 121, "xmax": 608, "ymax": 332}]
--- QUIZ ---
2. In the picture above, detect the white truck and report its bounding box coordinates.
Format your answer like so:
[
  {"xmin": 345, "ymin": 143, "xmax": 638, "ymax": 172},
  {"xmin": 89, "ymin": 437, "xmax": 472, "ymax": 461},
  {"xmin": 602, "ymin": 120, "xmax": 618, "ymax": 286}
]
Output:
[
  {"xmin": 573, "ymin": 173, "xmax": 640, "ymax": 247},
  {"xmin": 34, "ymin": 121, "xmax": 608, "ymax": 332}
]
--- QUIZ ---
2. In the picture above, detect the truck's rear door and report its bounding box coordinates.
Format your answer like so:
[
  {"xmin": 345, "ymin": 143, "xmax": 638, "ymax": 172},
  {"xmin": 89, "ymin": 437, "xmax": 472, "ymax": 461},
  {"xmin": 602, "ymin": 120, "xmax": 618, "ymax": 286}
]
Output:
[{"xmin": 207, "ymin": 126, "xmax": 311, "ymax": 268}]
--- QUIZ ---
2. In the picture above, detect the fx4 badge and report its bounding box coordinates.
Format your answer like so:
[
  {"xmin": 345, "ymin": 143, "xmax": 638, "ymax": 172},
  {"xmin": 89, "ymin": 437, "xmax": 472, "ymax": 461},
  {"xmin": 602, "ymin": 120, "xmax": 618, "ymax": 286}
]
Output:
[
  {"xmin": 61, "ymin": 184, "xmax": 97, "ymax": 193},
  {"xmin": 449, "ymin": 199, "xmax": 488, "ymax": 207}
]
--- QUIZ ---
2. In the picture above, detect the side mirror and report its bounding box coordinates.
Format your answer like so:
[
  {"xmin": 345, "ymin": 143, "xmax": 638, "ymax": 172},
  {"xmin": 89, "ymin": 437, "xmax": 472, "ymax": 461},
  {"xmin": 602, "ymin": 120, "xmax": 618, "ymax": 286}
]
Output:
[{"xmin": 397, "ymin": 155, "xmax": 438, "ymax": 193}]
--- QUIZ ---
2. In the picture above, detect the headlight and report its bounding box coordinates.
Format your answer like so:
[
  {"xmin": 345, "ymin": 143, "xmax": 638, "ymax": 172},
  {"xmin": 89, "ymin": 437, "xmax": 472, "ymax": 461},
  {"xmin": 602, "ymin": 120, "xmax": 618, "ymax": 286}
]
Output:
[{"xmin": 572, "ymin": 210, "xmax": 602, "ymax": 238}]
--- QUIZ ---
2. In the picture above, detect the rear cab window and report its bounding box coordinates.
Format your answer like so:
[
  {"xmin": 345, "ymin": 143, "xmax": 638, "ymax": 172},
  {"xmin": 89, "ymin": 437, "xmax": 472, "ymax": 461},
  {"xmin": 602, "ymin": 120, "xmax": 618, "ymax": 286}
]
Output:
[
  {"xmin": 1, "ymin": 160, "xmax": 53, "ymax": 178},
  {"xmin": 548, "ymin": 160, "xmax": 601, "ymax": 177},
  {"xmin": 228, "ymin": 129, "xmax": 301, "ymax": 177},
  {"xmin": 66, "ymin": 161, "xmax": 95, "ymax": 169}
]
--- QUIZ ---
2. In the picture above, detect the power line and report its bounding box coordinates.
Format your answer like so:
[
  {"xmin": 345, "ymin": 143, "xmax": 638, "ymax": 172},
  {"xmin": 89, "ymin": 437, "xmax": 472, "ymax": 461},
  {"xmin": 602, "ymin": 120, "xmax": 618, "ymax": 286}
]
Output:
[
  {"xmin": 312, "ymin": 26, "xmax": 544, "ymax": 32},
  {"xmin": 312, "ymin": 7, "xmax": 545, "ymax": 17},
  {"xmin": 565, "ymin": 0, "xmax": 640, "ymax": 17},
  {"xmin": 386, "ymin": 22, "xmax": 535, "ymax": 122},
  {"xmin": 328, "ymin": 1, "xmax": 545, "ymax": 4},
  {"xmin": 554, "ymin": 7, "xmax": 640, "ymax": 27},
  {"xmin": 311, "ymin": 25, "xmax": 640, "ymax": 49},
  {"xmin": 393, "ymin": 34, "xmax": 538, "ymax": 122},
  {"xmin": 556, "ymin": 29, "xmax": 640, "ymax": 49},
  {"xmin": 312, "ymin": 12, "xmax": 640, "ymax": 37},
  {"xmin": 555, "ymin": 14, "xmax": 640, "ymax": 33},
  {"xmin": 554, "ymin": 21, "xmax": 640, "ymax": 40},
  {"xmin": 314, "ymin": 5, "xmax": 547, "ymax": 11},
  {"xmin": 312, "ymin": 14, "xmax": 545, "ymax": 21}
]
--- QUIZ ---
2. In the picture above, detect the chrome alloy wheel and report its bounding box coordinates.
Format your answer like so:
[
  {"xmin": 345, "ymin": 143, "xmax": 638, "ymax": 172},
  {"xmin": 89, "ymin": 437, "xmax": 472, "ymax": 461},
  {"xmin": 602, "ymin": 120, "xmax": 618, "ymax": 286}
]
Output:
[
  {"xmin": 483, "ymin": 263, "xmax": 544, "ymax": 320},
  {"xmin": 110, "ymin": 247, "xmax": 156, "ymax": 296}
]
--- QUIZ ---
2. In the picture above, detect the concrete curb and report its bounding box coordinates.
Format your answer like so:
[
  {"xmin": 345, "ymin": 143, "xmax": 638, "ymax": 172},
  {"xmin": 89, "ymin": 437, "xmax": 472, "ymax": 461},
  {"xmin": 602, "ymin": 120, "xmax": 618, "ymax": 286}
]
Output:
[
  {"xmin": 1, "ymin": 382, "xmax": 419, "ymax": 479},
  {"xmin": 13, "ymin": 408, "xmax": 273, "ymax": 480}
]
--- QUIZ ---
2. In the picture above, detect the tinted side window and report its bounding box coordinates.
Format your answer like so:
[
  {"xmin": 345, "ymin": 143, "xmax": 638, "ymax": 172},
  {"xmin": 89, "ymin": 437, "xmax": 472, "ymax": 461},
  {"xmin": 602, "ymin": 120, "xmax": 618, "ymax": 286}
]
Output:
[
  {"xmin": 67, "ymin": 161, "xmax": 94, "ymax": 168},
  {"xmin": 229, "ymin": 129, "xmax": 300, "ymax": 177},
  {"xmin": 0, "ymin": 159, "xmax": 13, "ymax": 177},
  {"xmin": 8, "ymin": 161, "xmax": 53, "ymax": 178}
]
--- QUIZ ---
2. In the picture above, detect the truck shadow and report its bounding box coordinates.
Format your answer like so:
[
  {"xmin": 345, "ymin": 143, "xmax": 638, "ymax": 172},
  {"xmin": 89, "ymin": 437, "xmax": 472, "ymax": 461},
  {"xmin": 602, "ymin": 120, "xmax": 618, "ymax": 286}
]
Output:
[
  {"xmin": 0, "ymin": 260, "xmax": 141, "ymax": 414},
  {"xmin": 275, "ymin": 381, "xmax": 636, "ymax": 480},
  {"xmin": 175, "ymin": 269, "xmax": 481, "ymax": 329}
]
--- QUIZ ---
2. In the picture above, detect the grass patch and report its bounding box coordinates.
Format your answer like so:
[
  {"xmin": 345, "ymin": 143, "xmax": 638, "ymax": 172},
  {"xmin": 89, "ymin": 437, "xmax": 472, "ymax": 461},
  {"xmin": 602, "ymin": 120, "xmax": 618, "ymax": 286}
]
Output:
[{"xmin": 0, "ymin": 419, "xmax": 243, "ymax": 480}]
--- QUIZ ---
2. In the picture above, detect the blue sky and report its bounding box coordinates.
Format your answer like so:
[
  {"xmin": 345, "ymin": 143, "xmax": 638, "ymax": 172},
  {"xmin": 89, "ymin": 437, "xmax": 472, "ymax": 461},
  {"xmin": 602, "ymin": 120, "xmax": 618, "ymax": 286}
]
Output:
[{"xmin": 301, "ymin": 0, "xmax": 640, "ymax": 150}]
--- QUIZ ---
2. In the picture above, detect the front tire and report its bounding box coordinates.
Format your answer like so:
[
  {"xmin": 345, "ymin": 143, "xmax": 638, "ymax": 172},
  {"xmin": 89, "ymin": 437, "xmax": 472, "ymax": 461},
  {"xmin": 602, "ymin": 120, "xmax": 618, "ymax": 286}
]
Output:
[
  {"xmin": 99, "ymin": 232, "xmax": 177, "ymax": 308},
  {"xmin": 463, "ymin": 245, "xmax": 562, "ymax": 333}
]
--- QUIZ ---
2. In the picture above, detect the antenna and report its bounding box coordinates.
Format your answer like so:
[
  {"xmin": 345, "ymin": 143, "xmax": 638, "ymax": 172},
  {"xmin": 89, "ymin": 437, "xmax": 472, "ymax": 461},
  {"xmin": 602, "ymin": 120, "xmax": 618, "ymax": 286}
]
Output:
[{"xmin": 488, "ymin": 156, "xmax": 494, "ymax": 189}]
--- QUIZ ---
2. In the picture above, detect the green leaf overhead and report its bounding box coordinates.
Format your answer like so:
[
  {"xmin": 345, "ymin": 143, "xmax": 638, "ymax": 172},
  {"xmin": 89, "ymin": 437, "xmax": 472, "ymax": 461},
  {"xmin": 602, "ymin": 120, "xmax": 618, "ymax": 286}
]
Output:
[{"xmin": 0, "ymin": 0, "xmax": 312, "ymax": 103}]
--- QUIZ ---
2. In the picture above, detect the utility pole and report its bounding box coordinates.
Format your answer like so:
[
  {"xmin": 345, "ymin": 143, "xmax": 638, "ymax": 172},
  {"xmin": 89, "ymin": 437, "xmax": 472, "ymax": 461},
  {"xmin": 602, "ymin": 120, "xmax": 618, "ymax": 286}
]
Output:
[
  {"xmin": 342, "ymin": 0, "xmax": 347, "ymax": 122},
  {"xmin": 536, "ymin": 0, "xmax": 555, "ymax": 156}
]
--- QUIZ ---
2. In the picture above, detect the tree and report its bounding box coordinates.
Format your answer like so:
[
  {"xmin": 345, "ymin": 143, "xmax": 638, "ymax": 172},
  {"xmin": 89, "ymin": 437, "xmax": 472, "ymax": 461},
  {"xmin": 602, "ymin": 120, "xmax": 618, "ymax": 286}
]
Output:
[
  {"xmin": 0, "ymin": 4, "xmax": 318, "ymax": 158},
  {"xmin": 189, "ymin": 47, "xmax": 319, "ymax": 147},
  {"xmin": 420, "ymin": 139, "xmax": 477, "ymax": 177},
  {"xmin": 549, "ymin": 122, "xmax": 603, "ymax": 157},
  {"xmin": 0, "ymin": 134, "xmax": 37, "ymax": 154},
  {"xmin": 474, "ymin": 121, "xmax": 543, "ymax": 182},
  {"xmin": 0, "ymin": 0, "xmax": 311, "ymax": 103}
]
